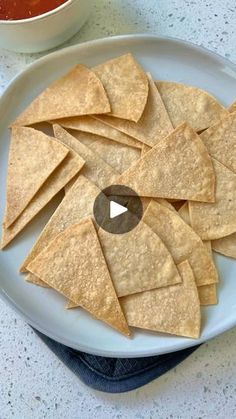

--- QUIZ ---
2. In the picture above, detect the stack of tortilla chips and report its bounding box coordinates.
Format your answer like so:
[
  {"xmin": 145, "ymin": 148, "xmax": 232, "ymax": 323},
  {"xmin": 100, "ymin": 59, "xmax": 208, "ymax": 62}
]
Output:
[{"xmin": 1, "ymin": 53, "xmax": 236, "ymax": 339}]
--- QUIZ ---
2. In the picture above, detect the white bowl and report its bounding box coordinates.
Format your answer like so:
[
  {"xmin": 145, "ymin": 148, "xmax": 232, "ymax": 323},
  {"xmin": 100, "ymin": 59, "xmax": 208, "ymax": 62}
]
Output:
[{"xmin": 0, "ymin": 0, "xmax": 92, "ymax": 53}]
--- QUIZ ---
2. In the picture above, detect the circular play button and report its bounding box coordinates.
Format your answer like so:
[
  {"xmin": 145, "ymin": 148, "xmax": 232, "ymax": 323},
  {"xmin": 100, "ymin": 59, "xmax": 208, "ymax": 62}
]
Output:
[{"xmin": 93, "ymin": 185, "xmax": 143, "ymax": 234}]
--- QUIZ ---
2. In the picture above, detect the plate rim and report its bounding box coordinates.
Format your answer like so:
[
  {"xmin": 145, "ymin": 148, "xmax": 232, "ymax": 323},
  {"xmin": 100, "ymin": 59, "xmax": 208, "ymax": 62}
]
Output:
[{"xmin": 1, "ymin": 33, "xmax": 236, "ymax": 358}]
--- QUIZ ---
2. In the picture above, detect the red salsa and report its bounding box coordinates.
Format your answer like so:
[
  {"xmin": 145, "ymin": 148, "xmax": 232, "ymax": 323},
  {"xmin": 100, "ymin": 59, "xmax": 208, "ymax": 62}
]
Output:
[{"xmin": 0, "ymin": 0, "xmax": 68, "ymax": 20}]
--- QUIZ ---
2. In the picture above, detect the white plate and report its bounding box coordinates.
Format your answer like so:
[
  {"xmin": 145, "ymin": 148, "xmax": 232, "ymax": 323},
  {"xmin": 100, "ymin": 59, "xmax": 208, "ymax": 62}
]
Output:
[{"xmin": 1, "ymin": 35, "xmax": 236, "ymax": 358}]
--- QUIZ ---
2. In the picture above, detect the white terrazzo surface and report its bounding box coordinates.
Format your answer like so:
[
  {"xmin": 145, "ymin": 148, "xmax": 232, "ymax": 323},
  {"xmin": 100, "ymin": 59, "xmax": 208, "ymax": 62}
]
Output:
[{"xmin": 0, "ymin": 1, "xmax": 236, "ymax": 417}]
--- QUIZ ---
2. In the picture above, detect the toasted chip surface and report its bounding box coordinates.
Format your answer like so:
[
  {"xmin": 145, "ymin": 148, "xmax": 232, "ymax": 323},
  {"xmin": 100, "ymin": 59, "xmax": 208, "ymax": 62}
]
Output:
[
  {"xmin": 120, "ymin": 260, "xmax": 201, "ymax": 338},
  {"xmin": 4, "ymin": 127, "xmax": 69, "ymax": 228},
  {"xmin": 189, "ymin": 158, "xmax": 236, "ymax": 240},
  {"xmin": 53, "ymin": 116, "xmax": 142, "ymax": 149},
  {"xmin": 27, "ymin": 219, "xmax": 130, "ymax": 336},
  {"xmin": 20, "ymin": 175, "xmax": 101, "ymax": 271},
  {"xmin": 93, "ymin": 54, "xmax": 148, "ymax": 122},
  {"xmin": 198, "ymin": 284, "xmax": 217, "ymax": 305},
  {"xmin": 143, "ymin": 200, "xmax": 218, "ymax": 286},
  {"xmin": 212, "ymin": 233, "xmax": 236, "ymax": 259},
  {"xmin": 98, "ymin": 216, "xmax": 181, "ymax": 297},
  {"xmin": 89, "ymin": 136, "xmax": 141, "ymax": 173},
  {"xmin": 200, "ymin": 112, "xmax": 236, "ymax": 174},
  {"xmin": 13, "ymin": 65, "xmax": 110, "ymax": 126},
  {"xmin": 53, "ymin": 125, "xmax": 118, "ymax": 189},
  {"xmin": 96, "ymin": 73, "xmax": 173, "ymax": 147},
  {"xmin": 1, "ymin": 152, "xmax": 84, "ymax": 249},
  {"xmin": 228, "ymin": 101, "xmax": 236, "ymax": 113},
  {"xmin": 117, "ymin": 123, "xmax": 215, "ymax": 202},
  {"xmin": 156, "ymin": 81, "xmax": 228, "ymax": 131}
]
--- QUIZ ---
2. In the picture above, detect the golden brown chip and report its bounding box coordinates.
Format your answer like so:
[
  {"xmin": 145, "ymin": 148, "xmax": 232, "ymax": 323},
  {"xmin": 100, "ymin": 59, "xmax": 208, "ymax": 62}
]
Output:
[
  {"xmin": 70, "ymin": 130, "xmax": 141, "ymax": 173},
  {"xmin": 13, "ymin": 65, "xmax": 110, "ymax": 126},
  {"xmin": 52, "ymin": 116, "xmax": 142, "ymax": 149},
  {"xmin": 212, "ymin": 233, "xmax": 236, "ymax": 259},
  {"xmin": 1, "ymin": 152, "xmax": 84, "ymax": 249},
  {"xmin": 228, "ymin": 101, "xmax": 236, "ymax": 113},
  {"xmin": 120, "ymin": 260, "xmax": 201, "ymax": 339},
  {"xmin": 89, "ymin": 136, "xmax": 141, "ymax": 173},
  {"xmin": 117, "ymin": 123, "xmax": 215, "ymax": 202},
  {"xmin": 4, "ymin": 127, "xmax": 69, "ymax": 228},
  {"xmin": 141, "ymin": 144, "xmax": 152, "ymax": 157},
  {"xmin": 27, "ymin": 218, "xmax": 130, "ymax": 336},
  {"xmin": 200, "ymin": 112, "xmax": 236, "ymax": 173},
  {"xmin": 156, "ymin": 81, "xmax": 228, "ymax": 131},
  {"xmin": 93, "ymin": 53, "xmax": 148, "ymax": 122},
  {"xmin": 20, "ymin": 175, "xmax": 101, "ymax": 272},
  {"xmin": 97, "ymin": 217, "xmax": 181, "ymax": 297},
  {"xmin": 53, "ymin": 124, "xmax": 118, "ymax": 189},
  {"xmin": 189, "ymin": 158, "xmax": 236, "ymax": 240},
  {"xmin": 143, "ymin": 200, "xmax": 218, "ymax": 286},
  {"xmin": 95, "ymin": 73, "xmax": 173, "ymax": 147},
  {"xmin": 25, "ymin": 272, "xmax": 49, "ymax": 287},
  {"xmin": 198, "ymin": 284, "xmax": 217, "ymax": 305}
]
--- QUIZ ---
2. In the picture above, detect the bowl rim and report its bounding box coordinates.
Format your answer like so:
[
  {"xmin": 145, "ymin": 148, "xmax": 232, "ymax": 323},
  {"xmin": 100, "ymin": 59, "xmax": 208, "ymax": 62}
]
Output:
[{"xmin": 0, "ymin": 0, "xmax": 76, "ymax": 25}]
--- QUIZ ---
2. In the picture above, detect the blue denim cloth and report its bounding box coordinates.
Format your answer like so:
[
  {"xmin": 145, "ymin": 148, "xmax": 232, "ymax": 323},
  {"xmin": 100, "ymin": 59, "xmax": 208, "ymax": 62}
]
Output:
[{"xmin": 34, "ymin": 329, "xmax": 200, "ymax": 393}]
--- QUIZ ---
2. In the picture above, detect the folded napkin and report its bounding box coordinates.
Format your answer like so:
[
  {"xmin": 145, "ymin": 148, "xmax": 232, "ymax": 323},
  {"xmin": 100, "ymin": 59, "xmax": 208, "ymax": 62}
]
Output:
[{"xmin": 34, "ymin": 329, "xmax": 200, "ymax": 393}]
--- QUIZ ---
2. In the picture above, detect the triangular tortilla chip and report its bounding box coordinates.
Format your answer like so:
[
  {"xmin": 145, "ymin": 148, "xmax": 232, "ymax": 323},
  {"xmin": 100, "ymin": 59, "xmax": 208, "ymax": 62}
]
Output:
[
  {"xmin": 143, "ymin": 200, "xmax": 218, "ymax": 286},
  {"xmin": 4, "ymin": 127, "xmax": 69, "ymax": 228},
  {"xmin": 229, "ymin": 101, "xmax": 236, "ymax": 113},
  {"xmin": 27, "ymin": 218, "xmax": 130, "ymax": 336},
  {"xmin": 53, "ymin": 125, "xmax": 118, "ymax": 189},
  {"xmin": 120, "ymin": 260, "xmax": 201, "ymax": 338},
  {"xmin": 117, "ymin": 123, "xmax": 215, "ymax": 202},
  {"xmin": 1, "ymin": 151, "xmax": 84, "ymax": 249},
  {"xmin": 198, "ymin": 284, "xmax": 217, "ymax": 306},
  {"xmin": 52, "ymin": 116, "xmax": 142, "ymax": 149},
  {"xmin": 95, "ymin": 73, "xmax": 173, "ymax": 147},
  {"xmin": 25, "ymin": 272, "xmax": 49, "ymax": 288},
  {"xmin": 189, "ymin": 158, "xmax": 236, "ymax": 240},
  {"xmin": 155, "ymin": 81, "xmax": 228, "ymax": 131},
  {"xmin": 13, "ymin": 65, "xmax": 110, "ymax": 126},
  {"xmin": 20, "ymin": 175, "xmax": 101, "ymax": 272},
  {"xmin": 89, "ymin": 136, "xmax": 141, "ymax": 173},
  {"xmin": 141, "ymin": 143, "xmax": 151, "ymax": 157},
  {"xmin": 97, "ymin": 216, "xmax": 181, "ymax": 297},
  {"xmin": 200, "ymin": 112, "xmax": 236, "ymax": 173},
  {"xmin": 212, "ymin": 233, "xmax": 236, "ymax": 259},
  {"xmin": 93, "ymin": 53, "xmax": 148, "ymax": 122}
]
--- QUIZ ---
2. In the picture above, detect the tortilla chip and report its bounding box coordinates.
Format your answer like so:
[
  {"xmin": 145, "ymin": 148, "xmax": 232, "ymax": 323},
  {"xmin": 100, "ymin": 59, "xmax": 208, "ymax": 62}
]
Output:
[
  {"xmin": 141, "ymin": 144, "xmax": 151, "ymax": 157},
  {"xmin": 1, "ymin": 152, "xmax": 84, "ymax": 249},
  {"xmin": 89, "ymin": 136, "xmax": 141, "ymax": 173},
  {"xmin": 178, "ymin": 201, "xmax": 191, "ymax": 225},
  {"xmin": 97, "ymin": 216, "xmax": 181, "ymax": 297},
  {"xmin": 25, "ymin": 272, "xmax": 49, "ymax": 287},
  {"xmin": 27, "ymin": 218, "xmax": 130, "ymax": 336},
  {"xmin": 53, "ymin": 125, "xmax": 118, "ymax": 189},
  {"xmin": 212, "ymin": 233, "xmax": 236, "ymax": 259},
  {"xmin": 228, "ymin": 101, "xmax": 236, "ymax": 113},
  {"xmin": 4, "ymin": 127, "xmax": 69, "ymax": 228},
  {"xmin": 70, "ymin": 130, "xmax": 96, "ymax": 147},
  {"xmin": 95, "ymin": 73, "xmax": 173, "ymax": 147},
  {"xmin": 198, "ymin": 284, "xmax": 217, "ymax": 305},
  {"xmin": 143, "ymin": 200, "xmax": 218, "ymax": 286},
  {"xmin": 93, "ymin": 53, "xmax": 148, "ymax": 122},
  {"xmin": 13, "ymin": 65, "xmax": 110, "ymax": 126},
  {"xmin": 200, "ymin": 112, "xmax": 236, "ymax": 173},
  {"xmin": 20, "ymin": 175, "xmax": 101, "ymax": 272},
  {"xmin": 120, "ymin": 260, "xmax": 201, "ymax": 339},
  {"xmin": 52, "ymin": 116, "xmax": 142, "ymax": 149},
  {"xmin": 189, "ymin": 158, "xmax": 236, "ymax": 240},
  {"xmin": 155, "ymin": 81, "xmax": 228, "ymax": 131},
  {"xmin": 117, "ymin": 123, "xmax": 215, "ymax": 202}
]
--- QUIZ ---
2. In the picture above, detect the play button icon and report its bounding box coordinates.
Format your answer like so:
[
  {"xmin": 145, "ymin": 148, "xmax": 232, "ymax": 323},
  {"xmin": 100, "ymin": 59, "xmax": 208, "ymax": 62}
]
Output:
[
  {"xmin": 110, "ymin": 201, "xmax": 128, "ymax": 219},
  {"xmin": 93, "ymin": 185, "xmax": 143, "ymax": 234}
]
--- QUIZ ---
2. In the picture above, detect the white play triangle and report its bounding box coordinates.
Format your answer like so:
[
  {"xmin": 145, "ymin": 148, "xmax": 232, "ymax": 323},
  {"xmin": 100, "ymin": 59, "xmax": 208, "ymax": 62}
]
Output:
[{"xmin": 110, "ymin": 201, "xmax": 128, "ymax": 219}]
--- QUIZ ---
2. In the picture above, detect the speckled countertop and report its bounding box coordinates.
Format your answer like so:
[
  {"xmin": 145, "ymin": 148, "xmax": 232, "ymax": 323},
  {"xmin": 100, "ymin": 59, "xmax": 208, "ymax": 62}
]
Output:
[{"xmin": 0, "ymin": 1, "xmax": 236, "ymax": 418}]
